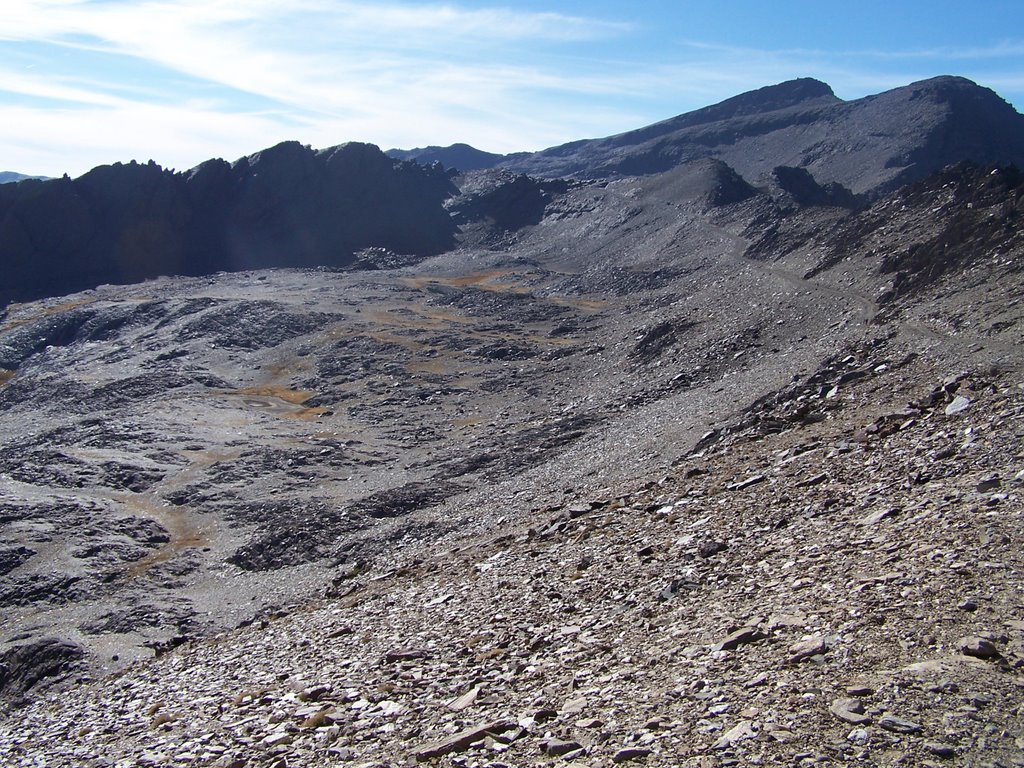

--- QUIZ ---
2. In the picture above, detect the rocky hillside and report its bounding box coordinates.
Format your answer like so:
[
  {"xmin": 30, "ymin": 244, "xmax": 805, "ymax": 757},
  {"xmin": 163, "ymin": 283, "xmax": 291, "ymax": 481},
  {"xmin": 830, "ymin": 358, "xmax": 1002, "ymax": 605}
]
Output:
[
  {"xmin": 0, "ymin": 142, "xmax": 457, "ymax": 306},
  {"xmin": 6, "ymin": 353, "xmax": 1021, "ymax": 768},
  {"xmin": 0, "ymin": 152, "xmax": 1021, "ymax": 765},
  {"xmin": 0, "ymin": 76, "xmax": 1022, "ymax": 767}
]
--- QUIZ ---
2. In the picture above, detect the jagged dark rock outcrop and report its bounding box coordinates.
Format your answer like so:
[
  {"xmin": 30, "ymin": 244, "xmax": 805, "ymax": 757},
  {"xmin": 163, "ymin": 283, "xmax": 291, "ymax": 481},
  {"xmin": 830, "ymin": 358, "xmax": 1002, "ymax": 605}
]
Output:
[
  {"xmin": 447, "ymin": 171, "xmax": 570, "ymax": 240},
  {"xmin": 649, "ymin": 157, "xmax": 757, "ymax": 208},
  {"xmin": 812, "ymin": 161, "xmax": 1024, "ymax": 298},
  {"xmin": 0, "ymin": 142, "xmax": 457, "ymax": 306},
  {"xmin": 0, "ymin": 638, "xmax": 84, "ymax": 702},
  {"xmin": 769, "ymin": 166, "xmax": 862, "ymax": 209}
]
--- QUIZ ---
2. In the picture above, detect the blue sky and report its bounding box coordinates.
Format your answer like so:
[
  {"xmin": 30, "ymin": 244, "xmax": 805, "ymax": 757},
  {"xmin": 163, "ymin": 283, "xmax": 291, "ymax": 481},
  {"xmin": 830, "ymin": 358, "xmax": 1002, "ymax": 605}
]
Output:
[{"xmin": 3, "ymin": 0, "xmax": 1024, "ymax": 177}]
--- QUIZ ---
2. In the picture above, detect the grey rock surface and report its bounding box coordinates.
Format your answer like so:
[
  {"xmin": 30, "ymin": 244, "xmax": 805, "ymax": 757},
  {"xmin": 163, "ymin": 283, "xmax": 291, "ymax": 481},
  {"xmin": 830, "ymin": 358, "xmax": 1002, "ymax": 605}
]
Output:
[{"xmin": 0, "ymin": 81, "xmax": 1022, "ymax": 767}]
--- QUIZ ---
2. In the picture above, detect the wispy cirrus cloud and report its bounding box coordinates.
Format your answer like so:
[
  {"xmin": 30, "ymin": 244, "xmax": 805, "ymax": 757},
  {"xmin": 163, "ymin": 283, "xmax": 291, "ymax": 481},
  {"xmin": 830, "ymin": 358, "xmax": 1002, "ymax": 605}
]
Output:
[
  {"xmin": 0, "ymin": 0, "xmax": 643, "ymax": 175},
  {"xmin": 1, "ymin": 2, "xmax": 1022, "ymax": 177}
]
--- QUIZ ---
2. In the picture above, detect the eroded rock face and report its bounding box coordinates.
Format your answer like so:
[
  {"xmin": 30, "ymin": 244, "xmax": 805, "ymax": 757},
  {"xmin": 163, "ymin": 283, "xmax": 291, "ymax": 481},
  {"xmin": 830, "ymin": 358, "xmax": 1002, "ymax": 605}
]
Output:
[
  {"xmin": 770, "ymin": 166, "xmax": 861, "ymax": 209},
  {"xmin": 0, "ymin": 638, "xmax": 84, "ymax": 703},
  {"xmin": 795, "ymin": 162, "xmax": 1024, "ymax": 296}
]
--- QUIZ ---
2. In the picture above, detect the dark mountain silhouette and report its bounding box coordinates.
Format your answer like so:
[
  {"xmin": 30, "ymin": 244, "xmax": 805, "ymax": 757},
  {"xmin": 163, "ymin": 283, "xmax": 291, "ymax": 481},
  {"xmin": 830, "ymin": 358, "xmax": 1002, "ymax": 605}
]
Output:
[
  {"xmin": 0, "ymin": 142, "xmax": 456, "ymax": 306},
  {"xmin": 499, "ymin": 76, "xmax": 1024, "ymax": 196},
  {"xmin": 386, "ymin": 143, "xmax": 504, "ymax": 172}
]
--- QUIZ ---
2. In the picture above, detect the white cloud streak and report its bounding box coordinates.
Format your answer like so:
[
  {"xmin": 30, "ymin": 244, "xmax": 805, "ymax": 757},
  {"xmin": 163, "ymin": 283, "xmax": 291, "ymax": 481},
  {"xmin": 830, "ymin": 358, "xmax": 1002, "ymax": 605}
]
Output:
[
  {"xmin": 0, "ymin": 0, "xmax": 643, "ymax": 175},
  {"xmin": 0, "ymin": 2, "xmax": 1021, "ymax": 177}
]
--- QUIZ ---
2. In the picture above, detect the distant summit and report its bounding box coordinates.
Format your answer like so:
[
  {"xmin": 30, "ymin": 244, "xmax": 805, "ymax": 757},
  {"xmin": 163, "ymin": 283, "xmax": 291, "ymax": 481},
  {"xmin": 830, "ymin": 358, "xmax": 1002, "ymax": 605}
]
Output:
[
  {"xmin": 632, "ymin": 77, "xmax": 838, "ymax": 138},
  {"xmin": 386, "ymin": 143, "xmax": 505, "ymax": 172},
  {"xmin": 0, "ymin": 172, "xmax": 49, "ymax": 184},
  {"xmin": 499, "ymin": 76, "xmax": 1024, "ymax": 196}
]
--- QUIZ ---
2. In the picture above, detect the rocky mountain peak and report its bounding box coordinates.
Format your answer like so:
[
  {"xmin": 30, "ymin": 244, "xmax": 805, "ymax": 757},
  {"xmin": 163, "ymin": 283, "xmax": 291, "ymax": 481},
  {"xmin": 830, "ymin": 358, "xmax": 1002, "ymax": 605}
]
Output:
[
  {"xmin": 497, "ymin": 75, "xmax": 1024, "ymax": 195},
  {"xmin": 573, "ymin": 78, "xmax": 840, "ymax": 158},
  {"xmin": 880, "ymin": 74, "xmax": 1020, "ymax": 120},
  {"xmin": 237, "ymin": 140, "xmax": 317, "ymax": 173},
  {"xmin": 386, "ymin": 143, "xmax": 507, "ymax": 172},
  {"xmin": 905, "ymin": 73, "xmax": 1007, "ymax": 97},
  {"xmin": 683, "ymin": 76, "xmax": 838, "ymax": 121}
]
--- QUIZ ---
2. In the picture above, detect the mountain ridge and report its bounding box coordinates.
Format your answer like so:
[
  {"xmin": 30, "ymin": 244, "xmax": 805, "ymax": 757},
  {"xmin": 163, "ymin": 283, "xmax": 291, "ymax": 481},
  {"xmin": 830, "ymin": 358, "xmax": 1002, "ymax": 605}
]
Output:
[
  {"xmin": 0, "ymin": 172, "xmax": 50, "ymax": 185},
  {"xmin": 498, "ymin": 75, "xmax": 1024, "ymax": 194},
  {"xmin": 386, "ymin": 76, "xmax": 1024, "ymax": 191},
  {"xmin": 0, "ymin": 142, "xmax": 456, "ymax": 307},
  {"xmin": 386, "ymin": 143, "xmax": 505, "ymax": 171},
  {"xmin": 0, "ymin": 64, "xmax": 1023, "ymax": 765},
  {"xmin": 3, "ymin": 75, "xmax": 1023, "ymax": 309}
]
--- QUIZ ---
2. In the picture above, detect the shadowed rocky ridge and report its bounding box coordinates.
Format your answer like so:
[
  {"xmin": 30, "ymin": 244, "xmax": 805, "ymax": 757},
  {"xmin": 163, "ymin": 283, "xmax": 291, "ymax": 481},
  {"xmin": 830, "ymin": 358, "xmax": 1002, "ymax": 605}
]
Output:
[{"xmin": 0, "ymin": 142, "xmax": 457, "ymax": 306}]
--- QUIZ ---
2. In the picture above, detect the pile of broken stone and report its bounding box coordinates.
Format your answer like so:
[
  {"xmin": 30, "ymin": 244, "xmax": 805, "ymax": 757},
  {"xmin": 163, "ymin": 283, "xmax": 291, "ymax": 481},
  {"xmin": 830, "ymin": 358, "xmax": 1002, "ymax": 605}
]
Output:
[{"xmin": 1, "ymin": 355, "xmax": 1022, "ymax": 768}]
